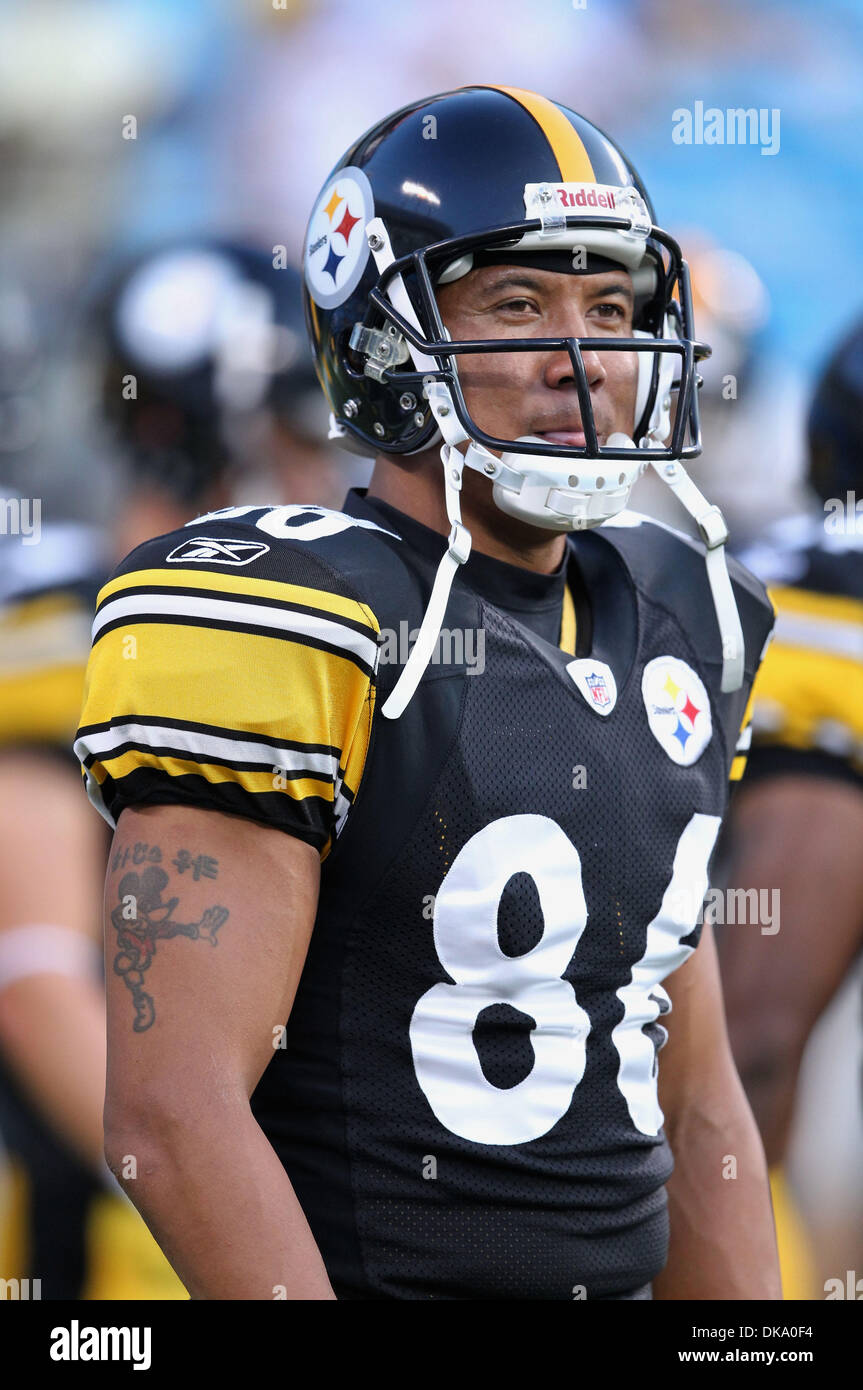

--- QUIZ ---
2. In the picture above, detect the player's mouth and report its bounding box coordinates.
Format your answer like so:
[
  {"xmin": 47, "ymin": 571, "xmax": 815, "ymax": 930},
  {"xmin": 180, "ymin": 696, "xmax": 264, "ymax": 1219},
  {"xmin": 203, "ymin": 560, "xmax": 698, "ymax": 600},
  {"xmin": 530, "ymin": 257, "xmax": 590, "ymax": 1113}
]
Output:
[{"xmin": 536, "ymin": 429, "xmax": 587, "ymax": 447}]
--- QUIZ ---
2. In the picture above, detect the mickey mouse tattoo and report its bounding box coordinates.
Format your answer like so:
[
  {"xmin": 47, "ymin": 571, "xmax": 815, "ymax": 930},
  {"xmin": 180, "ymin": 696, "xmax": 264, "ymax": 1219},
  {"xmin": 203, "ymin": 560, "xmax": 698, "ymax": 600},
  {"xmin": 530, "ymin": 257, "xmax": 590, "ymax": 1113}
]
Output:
[{"xmin": 110, "ymin": 863, "xmax": 229, "ymax": 1032}]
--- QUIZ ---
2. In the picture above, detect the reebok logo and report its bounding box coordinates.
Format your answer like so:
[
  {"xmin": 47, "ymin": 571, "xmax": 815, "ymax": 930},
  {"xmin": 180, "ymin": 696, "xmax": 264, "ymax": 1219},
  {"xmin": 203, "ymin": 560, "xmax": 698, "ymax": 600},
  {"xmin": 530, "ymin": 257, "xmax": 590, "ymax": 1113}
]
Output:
[{"xmin": 166, "ymin": 537, "xmax": 270, "ymax": 566}]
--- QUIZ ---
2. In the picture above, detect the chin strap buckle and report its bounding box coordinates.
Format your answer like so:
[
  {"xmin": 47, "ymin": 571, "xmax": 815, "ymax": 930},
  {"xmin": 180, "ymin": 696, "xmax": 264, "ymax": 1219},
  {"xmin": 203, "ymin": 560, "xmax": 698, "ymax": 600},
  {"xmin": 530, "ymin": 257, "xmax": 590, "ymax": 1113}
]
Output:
[
  {"xmin": 447, "ymin": 519, "xmax": 472, "ymax": 565},
  {"xmin": 696, "ymin": 503, "xmax": 729, "ymax": 551}
]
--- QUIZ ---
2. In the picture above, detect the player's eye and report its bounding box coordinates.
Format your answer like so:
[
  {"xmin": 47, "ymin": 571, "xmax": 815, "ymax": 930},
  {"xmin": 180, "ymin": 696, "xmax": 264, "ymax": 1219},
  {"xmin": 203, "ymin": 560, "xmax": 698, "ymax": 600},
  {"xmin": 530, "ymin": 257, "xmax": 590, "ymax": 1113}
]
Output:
[
  {"xmin": 592, "ymin": 302, "xmax": 626, "ymax": 320},
  {"xmin": 493, "ymin": 297, "xmax": 538, "ymax": 314}
]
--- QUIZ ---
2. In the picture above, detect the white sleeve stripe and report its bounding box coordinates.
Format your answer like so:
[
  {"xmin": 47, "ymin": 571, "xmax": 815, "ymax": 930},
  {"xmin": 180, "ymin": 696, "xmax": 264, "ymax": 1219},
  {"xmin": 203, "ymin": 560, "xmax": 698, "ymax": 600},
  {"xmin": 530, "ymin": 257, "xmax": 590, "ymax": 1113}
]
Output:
[
  {"xmin": 74, "ymin": 723, "xmax": 342, "ymax": 782},
  {"xmin": 735, "ymin": 724, "xmax": 753, "ymax": 753},
  {"xmin": 92, "ymin": 592, "xmax": 379, "ymax": 670}
]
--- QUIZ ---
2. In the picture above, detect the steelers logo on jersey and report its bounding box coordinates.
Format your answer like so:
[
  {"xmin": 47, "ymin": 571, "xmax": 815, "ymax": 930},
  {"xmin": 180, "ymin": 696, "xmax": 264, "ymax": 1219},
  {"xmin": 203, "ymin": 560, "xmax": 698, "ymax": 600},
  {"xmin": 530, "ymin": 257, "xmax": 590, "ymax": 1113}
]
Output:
[
  {"xmin": 641, "ymin": 656, "xmax": 712, "ymax": 766},
  {"xmin": 304, "ymin": 167, "xmax": 375, "ymax": 310}
]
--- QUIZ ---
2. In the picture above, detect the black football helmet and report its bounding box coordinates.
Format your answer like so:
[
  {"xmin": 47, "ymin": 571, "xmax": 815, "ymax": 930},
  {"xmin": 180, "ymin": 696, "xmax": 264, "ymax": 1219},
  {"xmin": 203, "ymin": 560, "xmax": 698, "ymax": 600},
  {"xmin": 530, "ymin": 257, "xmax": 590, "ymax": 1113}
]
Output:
[
  {"xmin": 99, "ymin": 240, "xmax": 319, "ymax": 503},
  {"xmin": 303, "ymin": 86, "xmax": 743, "ymax": 709},
  {"xmin": 304, "ymin": 87, "xmax": 709, "ymax": 471}
]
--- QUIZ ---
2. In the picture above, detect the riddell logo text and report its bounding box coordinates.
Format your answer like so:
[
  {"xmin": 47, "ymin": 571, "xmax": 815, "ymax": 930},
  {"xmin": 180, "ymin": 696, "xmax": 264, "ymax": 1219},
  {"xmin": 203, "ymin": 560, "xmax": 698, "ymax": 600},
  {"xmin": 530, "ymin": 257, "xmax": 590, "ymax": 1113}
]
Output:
[{"xmin": 556, "ymin": 187, "xmax": 616, "ymax": 209}]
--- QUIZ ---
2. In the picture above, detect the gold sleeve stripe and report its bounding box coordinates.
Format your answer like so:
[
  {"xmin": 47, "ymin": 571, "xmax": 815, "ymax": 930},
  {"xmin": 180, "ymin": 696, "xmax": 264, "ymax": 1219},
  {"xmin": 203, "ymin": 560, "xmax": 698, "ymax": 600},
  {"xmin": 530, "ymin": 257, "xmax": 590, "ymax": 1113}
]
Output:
[
  {"xmin": 98, "ymin": 566, "xmax": 379, "ymax": 633},
  {"xmin": 79, "ymin": 624, "xmax": 371, "ymax": 755},
  {"xmin": 558, "ymin": 584, "xmax": 577, "ymax": 656},
  {"xmin": 93, "ymin": 587, "xmax": 378, "ymax": 676},
  {"xmin": 729, "ymin": 754, "xmax": 748, "ymax": 782},
  {"xmin": 88, "ymin": 749, "xmax": 333, "ymax": 806},
  {"xmin": 76, "ymin": 619, "xmax": 375, "ymax": 850}
]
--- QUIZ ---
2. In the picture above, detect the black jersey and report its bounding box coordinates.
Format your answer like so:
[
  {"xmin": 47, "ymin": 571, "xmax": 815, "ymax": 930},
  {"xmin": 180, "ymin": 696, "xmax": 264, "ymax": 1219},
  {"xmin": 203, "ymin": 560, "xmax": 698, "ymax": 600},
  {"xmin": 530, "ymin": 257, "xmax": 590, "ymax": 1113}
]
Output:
[
  {"xmin": 75, "ymin": 490, "xmax": 773, "ymax": 1299},
  {"xmin": 738, "ymin": 514, "xmax": 863, "ymax": 789}
]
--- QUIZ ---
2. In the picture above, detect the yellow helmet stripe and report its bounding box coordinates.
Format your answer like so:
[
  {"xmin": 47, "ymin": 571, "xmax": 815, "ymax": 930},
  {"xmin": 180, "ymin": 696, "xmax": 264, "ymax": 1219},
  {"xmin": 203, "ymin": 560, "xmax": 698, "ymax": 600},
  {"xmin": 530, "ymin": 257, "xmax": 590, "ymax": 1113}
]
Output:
[{"xmin": 486, "ymin": 85, "xmax": 596, "ymax": 182}]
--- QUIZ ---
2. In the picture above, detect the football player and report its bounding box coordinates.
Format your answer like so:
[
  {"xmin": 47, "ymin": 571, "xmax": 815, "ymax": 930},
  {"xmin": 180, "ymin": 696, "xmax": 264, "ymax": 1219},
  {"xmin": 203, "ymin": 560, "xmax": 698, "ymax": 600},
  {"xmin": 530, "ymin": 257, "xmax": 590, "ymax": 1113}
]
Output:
[
  {"xmin": 0, "ymin": 240, "xmax": 323, "ymax": 1298},
  {"xmin": 717, "ymin": 317, "xmax": 863, "ymax": 1287},
  {"xmin": 76, "ymin": 87, "xmax": 780, "ymax": 1299}
]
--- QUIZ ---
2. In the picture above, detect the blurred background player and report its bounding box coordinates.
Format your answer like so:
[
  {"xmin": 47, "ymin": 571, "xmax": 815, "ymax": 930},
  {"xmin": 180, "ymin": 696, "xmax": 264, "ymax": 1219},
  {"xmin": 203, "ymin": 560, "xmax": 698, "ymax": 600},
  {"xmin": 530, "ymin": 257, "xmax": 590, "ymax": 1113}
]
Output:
[
  {"xmin": 629, "ymin": 233, "xmax": 805, "ymax": 543},
  {"xmin": 94, "ymin": 238, "xmax": 352, "ymax": 543},
  {"xmin": 717, "ymin": 317, "xmax": 863, "ymax": 1297},
  {"xmin": 0, "ymin": 237, "xmax": 342, "ymax": 1297}
]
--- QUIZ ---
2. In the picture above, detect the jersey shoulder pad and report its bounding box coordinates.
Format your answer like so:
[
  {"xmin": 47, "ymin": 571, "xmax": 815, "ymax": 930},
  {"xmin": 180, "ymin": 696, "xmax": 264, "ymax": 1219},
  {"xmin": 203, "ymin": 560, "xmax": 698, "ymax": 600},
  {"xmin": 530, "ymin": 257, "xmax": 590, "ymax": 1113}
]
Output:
[
  {"xmin": 111, "ymin": 501, "xmax": 404, "ymax": 603},
  {"xmin": 76, "ymin": 504, "xmax": 407, "ymax": 857},
  {"xmin": 594, "ymin": 510, "xmax": 774, "ymax": 680}
]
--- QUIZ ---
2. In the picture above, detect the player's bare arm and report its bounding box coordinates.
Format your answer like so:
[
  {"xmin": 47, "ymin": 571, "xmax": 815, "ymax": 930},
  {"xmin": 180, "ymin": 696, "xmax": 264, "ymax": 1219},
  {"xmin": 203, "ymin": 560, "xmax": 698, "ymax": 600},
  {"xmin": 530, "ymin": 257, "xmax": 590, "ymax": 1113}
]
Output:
[
  {"xmin": 655, "ymin": 923, "xmax": 781, "ymax": 1300},
  {"xmin": 103, "ymin": 802, "xmax": 336, "ymax": 1300},
  {"xmin": 0, "ymin": 750, "xmax": 108, "ymax": 1171},
  {"xmin": 718, "ymin": 775, "xmax": 863, "ymax": 1166}
]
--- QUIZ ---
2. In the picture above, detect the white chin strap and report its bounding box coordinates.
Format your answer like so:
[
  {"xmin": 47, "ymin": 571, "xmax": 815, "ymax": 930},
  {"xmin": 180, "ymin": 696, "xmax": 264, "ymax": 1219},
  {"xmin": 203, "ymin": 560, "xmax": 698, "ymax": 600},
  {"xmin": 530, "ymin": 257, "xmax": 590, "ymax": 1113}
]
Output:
[
  {"xmin": 364, "ymin": 216, "xmax": 476, "ymax": 720},
  {"xmin": 381, "ymin": 435, "xmax": 471, "ymax": 719},
  {"xmin": 650, "ymin": 458, "xmax": 745, "ymax": 692}
]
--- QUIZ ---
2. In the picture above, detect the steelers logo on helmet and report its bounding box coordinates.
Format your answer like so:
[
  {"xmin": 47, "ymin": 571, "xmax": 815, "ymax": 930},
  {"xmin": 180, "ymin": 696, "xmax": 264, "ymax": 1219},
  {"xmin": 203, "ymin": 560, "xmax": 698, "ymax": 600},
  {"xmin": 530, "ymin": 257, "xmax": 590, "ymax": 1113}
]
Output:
[
  {"xmin": 304, "ymin": 167, "xmax": 375, "ymax": 310},
  {"xmin": 641, "ymin": 656, "xmax": 713, "ymax": 766}
]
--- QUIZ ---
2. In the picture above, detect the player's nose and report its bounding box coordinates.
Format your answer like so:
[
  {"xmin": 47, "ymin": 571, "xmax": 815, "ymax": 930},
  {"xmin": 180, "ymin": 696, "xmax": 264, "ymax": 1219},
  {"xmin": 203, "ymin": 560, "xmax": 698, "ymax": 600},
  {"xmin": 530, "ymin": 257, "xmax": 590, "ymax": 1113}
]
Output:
[{"xmin": 542, "ymin": 309, "xmax": 607, "ymax": 393}]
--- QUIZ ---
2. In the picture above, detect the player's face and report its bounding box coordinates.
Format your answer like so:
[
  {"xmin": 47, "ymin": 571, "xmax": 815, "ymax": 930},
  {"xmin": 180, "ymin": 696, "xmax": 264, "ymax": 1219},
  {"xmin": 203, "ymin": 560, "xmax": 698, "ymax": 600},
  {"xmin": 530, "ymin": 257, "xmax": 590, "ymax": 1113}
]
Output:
[{"xmin": 435, "ymin": 265, "xmax": 639, "ymax": 450}]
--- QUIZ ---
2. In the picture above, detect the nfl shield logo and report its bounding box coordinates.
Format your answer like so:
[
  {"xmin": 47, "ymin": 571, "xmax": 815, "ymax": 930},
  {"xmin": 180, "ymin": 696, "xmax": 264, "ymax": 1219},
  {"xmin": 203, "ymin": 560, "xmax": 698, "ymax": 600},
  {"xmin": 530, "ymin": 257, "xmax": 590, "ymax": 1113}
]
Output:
[
  {"xmin": 565, "ymin": 659, "xmax": 617, "ymax": 716},
  {"xmin": 585, "ymin": 671, "xmax": 611, "ymax": 708}
]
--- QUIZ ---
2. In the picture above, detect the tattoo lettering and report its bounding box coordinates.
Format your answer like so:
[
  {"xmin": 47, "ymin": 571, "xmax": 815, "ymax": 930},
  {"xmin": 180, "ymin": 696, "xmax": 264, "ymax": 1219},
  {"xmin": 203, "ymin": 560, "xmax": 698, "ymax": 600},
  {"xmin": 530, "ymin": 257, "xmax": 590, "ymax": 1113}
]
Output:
[
  {"xmin": 110, "ymin": 863, "xmax": 228, "ymax": 1032},
  {"xmin": 112, "ymin": 841, "xmax": 162, "ymax": 872},
  {"xmin": 172, "ymin": 849, "xmax": 219, "ymax": 880}
]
